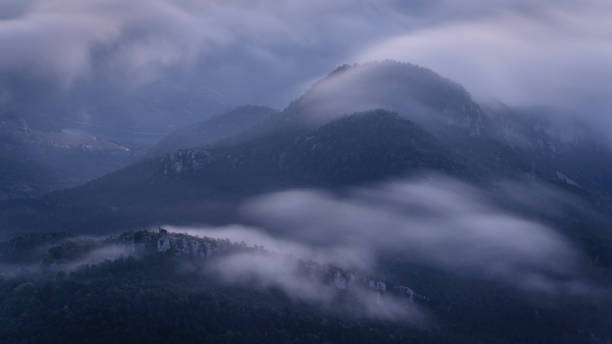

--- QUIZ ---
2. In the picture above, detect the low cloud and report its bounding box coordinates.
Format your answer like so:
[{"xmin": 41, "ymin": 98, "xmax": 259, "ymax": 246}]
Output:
[
  {"xmin": 164, "ymin": 175, "xmax": 609, "ymax": 326},
  {"xmin": 172, "ymin": 225, "xmax": 369, "ymax": 269},
  {"xmin": 207, "ymin": 251, "xmax": 425, "ymax": 322},
  {"xmin": 61, "ymin": 243, "xmax": 138, "ymax": 271},
  {"xmin": 168, "ymin": 225, "xmax": 421, "ymax": 321},
  {"xmin": 239, "ymin": 176, "xmax": 600, "ymax": 297},
  {"xmin": 171, "ymin": 176, "xmax": 606, "ymax": 300}
]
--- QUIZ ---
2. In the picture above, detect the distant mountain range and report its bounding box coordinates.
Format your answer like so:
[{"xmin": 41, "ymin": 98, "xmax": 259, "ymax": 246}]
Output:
[
  {"xmin": 149, "ymin": 105, "xmax": 278, "ymax": 156},
  {"xmin": 0, "ymin": 115, "xmax": 135, "ymax": 199},
  {"xmin": 0, "ymin": 73, "xmax": 234, "ymax": 199}
]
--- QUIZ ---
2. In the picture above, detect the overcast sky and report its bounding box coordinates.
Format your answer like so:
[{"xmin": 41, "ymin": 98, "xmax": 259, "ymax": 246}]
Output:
[{"xmin": 0, "ymin": 0, "xmax": 610, "ymax": 122}]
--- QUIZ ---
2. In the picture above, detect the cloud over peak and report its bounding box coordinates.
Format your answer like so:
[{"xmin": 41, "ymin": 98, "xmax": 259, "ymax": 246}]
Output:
[{"xmin": 0, "ymin": 0, "xmax": 610, "ymax": 120}]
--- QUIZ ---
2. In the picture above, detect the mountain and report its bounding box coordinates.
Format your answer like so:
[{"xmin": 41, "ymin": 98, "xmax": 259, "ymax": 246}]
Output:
[
  {"xmin": 271, "ymin": 62, "xmax": 612, "ymax": 199},
  {"xmin": 1, "ymin": 62, "xmax": 612, "ymax": 343},
  {"xmin": 0, "ymin": 229, "xmax": 426, "ymax": 344},
  {"xmin": 483, "ymin": 103, "xmax": 612, "ymax": 201},
  {"xmin": 0, "ymin": 115, "xmax": 135, "ymax": 199},
  {"xmin": 282, "ymin": 61, "xmax": 485, "ymax": 136},
  {"xmin": 0, "ymin": 73, "xmax": 234, "ymax": 199},
  {"xmin": 0, "ymin": 110, "xmax": 460, "ymax": 234},
  {"xmin": 0, "ymin": 74, "xmax": 229, "ymax": 146},
  {"xmin": 212, "ymin": 61, "xmax": 487, "ymax": 148},
  {"xmin": 2, "ymin": 62, "xmax": 612, "ymax": 233},
  {"xmin": 0, "ymin": 232, "xmax": 607, "ymax": 343},
  {"xmin": 149, "ymin": 105, "xmax": 278, "ymax": 156},
  {"xmin": 0, "ymin": 229, "xmax": 406, "ymax": 298}
]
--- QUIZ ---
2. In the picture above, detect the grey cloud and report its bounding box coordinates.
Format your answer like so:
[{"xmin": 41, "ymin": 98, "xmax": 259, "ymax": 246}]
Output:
[
  {"xmin": 207, "ymin": 250, "xmax": 425, "ymax": 322},
  {"xmin": 0, "ymin": 2, "xmax": 29, "ymax": 20},
  {"xmin": 0, "ymin": 0, "xmax": 403, "ymax": 88},
  {"xmin": 357, "ymin": 0, "xmax": 612, "ymax": 120},
  {"xmin": 171, "ymin": 176, "xmax": 606, "ymax": 300},
  {"xmin": 0, "ymin": 0, "xmax": 609, "ymax": 127},
  {"xmin": 240, "ymin": 176, "xmax": 601, "ymax": 297},
  {"xmin": 147, "ymin": 225, "xmax": 426, "ymax": 322},
  {"xmin": 169, "ymin": 225, "xmax": 371, "ymax": 271}
]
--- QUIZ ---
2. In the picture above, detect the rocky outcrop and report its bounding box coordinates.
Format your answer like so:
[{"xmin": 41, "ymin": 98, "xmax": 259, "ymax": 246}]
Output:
[
  {"xmin": 111, "ymin": 229, "xmax": 236, "ymax": 257},
  {"xmin": 1, "ymin": 229, "xmax": 424, "ymax": 303},
  {"xmin": 112, "ymin": 230, "xmax": 422, "ymax": 301},
  {"xmin": 299, "ymin": 262, "xmax": 404, "ymax": 298}
]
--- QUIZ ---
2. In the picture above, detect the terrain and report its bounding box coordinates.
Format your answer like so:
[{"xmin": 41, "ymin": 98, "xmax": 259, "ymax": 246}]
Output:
[{"xmin": 1, "ymin": 61, "xmax": 611, "ymax": 343}]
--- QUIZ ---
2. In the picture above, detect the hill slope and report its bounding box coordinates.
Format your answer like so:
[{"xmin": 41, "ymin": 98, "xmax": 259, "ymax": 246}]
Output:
[
  {"xmin": 149, "ymin": 105, "xmax": 278, "ymax": 156},
  {"xmin": 2, "ymin": 110, "xmax": 459, "ymax": 233},
  {"xmin": 0, "ymin": 116, "xmax": 134, "ymax": 199}
]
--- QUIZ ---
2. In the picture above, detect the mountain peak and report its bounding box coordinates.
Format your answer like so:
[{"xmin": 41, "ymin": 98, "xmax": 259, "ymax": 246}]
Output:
[{"xmin": 286, "ymin": 61, "xmax": 485, "ymax": 136}]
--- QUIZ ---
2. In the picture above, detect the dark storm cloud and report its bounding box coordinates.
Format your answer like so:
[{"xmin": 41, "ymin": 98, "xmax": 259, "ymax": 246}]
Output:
[{"xmin": 0, "ymin": 0, "xmax": 609, "ymax": 115}]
